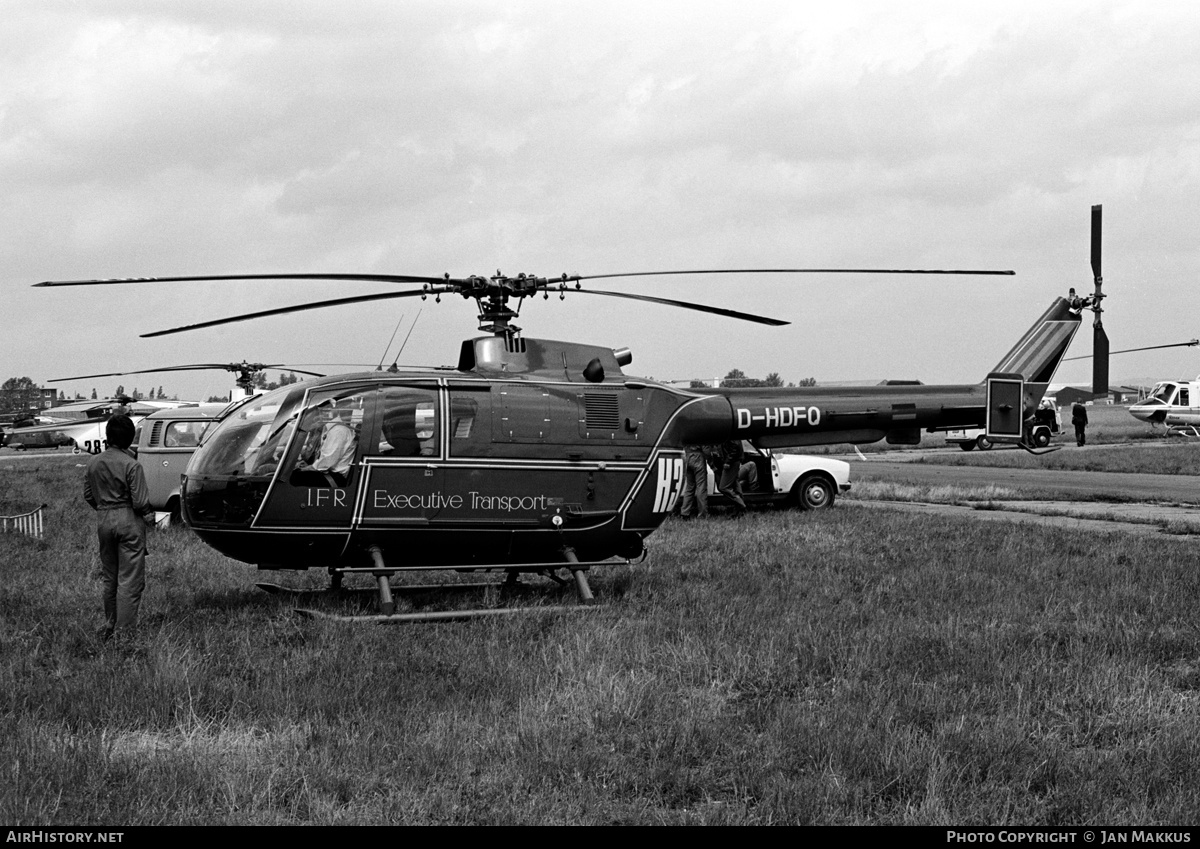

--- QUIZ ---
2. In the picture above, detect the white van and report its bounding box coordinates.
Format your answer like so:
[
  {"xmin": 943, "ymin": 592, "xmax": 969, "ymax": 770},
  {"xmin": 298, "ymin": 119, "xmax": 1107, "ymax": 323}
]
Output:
[{"xmin": 134, "ymin": 405, "xmax": 226, "ymax": 519}]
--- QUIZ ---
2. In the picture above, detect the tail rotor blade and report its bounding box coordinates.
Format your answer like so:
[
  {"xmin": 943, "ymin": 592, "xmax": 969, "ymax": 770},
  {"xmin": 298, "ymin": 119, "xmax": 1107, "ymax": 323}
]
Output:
[
  {"xmin": 1093, "ymin": 325, "xmax": 1109, "ymax": 399},
  {"xmin": 1090, "ymin": 204, "xmax": 1106, "ymax": 399}
]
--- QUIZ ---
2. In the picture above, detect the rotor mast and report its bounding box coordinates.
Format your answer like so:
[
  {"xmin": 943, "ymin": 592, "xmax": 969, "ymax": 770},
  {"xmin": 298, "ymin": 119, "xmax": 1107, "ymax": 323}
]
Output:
[{"xmin": 424, "ymin": 271, "xmax": 571, "ymax": 338}]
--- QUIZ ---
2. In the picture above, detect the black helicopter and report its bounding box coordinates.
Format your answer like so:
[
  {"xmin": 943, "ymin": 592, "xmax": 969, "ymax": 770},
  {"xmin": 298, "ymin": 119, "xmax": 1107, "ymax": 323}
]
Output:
[{"xmin": 37, "ymin": 260, "xmax": 1082, "ymax": 619}]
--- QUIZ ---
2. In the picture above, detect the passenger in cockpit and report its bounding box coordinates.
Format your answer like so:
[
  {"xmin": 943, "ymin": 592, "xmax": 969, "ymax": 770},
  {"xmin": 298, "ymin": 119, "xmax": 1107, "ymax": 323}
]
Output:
[{"xmin": 380, "ymin": 410, "xmax": 421, "ymax": 457}]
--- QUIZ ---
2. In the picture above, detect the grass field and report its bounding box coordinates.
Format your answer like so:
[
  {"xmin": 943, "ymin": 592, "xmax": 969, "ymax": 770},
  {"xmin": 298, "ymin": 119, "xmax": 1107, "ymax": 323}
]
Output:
[{"xmin": 5, "ymin": 455, "xmax": 1200, "ymax": 825}]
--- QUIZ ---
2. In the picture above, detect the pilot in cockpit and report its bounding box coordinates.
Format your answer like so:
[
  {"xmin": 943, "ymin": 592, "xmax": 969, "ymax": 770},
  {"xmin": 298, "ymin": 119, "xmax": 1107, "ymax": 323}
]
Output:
[{"xmin": 292, "ymin": 404, "xmax": 357, "ymax": 486}]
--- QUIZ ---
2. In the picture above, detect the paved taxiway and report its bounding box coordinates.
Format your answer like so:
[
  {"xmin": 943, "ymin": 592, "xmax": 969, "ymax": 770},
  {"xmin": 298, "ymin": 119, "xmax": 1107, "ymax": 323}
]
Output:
[
  {"xmin": 852, "ymin": 446, "xmax": 1200, "ymax": 534},
  {"xmin": 853, "ymin": 459, "xmax": 1200, "ymax": 505}
]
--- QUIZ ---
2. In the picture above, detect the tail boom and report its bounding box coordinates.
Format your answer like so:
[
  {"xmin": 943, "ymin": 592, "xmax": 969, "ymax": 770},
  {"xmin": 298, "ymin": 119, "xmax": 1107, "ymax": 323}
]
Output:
[{"xmin": 674, "ymin": 298, "xmax": 1081, "ymax": 449}]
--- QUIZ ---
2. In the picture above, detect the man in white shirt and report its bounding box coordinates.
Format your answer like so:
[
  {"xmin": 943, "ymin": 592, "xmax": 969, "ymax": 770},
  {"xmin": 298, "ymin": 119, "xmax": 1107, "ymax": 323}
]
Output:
[{"xmin": 294, "ymin": 410, "xmax": 357, "ymax": 486}]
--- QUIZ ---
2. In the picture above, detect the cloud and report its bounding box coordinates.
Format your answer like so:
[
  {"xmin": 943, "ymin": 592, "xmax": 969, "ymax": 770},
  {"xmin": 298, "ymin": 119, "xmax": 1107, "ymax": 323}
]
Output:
[{"xmin": 4, "ymin": 0, "xmax": 1200, "ymax": 399}]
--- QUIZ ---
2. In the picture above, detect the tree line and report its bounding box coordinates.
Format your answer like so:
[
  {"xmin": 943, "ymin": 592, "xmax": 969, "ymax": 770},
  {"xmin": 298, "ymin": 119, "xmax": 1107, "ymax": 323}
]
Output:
[{"xmin": 690, "ymin": 369, "xmax": 817, "ymax": 389}]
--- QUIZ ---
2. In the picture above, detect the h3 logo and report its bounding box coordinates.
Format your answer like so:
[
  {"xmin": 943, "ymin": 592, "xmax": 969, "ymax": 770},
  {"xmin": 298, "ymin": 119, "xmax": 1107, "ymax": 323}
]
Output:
[{"xmin": 651, "ymin": 454, "xmax": 685, "ymax": 513}]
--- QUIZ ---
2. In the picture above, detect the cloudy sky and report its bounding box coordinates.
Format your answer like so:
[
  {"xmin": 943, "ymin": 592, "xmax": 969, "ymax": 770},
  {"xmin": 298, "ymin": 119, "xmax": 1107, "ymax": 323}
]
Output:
[{"xmin": 3, "ymin": 0, "xmax": 1198, "ymax": 401}]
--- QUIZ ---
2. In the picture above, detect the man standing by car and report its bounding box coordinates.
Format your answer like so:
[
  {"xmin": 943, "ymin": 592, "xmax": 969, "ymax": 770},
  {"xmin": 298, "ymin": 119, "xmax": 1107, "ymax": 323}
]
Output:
[
  {"xmin": 714, "ymin": 439, "xmax": 747, "ymax": 518},
  {"xmin": 1072, "ymin": 401, "xmax": 1089, "ymax": 447},
  {"xmin": 84, "ymin": 415, "xmax": 154, "ymax": 640}
]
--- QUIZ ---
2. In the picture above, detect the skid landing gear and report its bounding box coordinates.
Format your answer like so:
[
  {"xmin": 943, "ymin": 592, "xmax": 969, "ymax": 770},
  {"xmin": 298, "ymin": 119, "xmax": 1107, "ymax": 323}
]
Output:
[{"xmin": 282, "ymin": 545, "xmax": 621, "ymax": 623}]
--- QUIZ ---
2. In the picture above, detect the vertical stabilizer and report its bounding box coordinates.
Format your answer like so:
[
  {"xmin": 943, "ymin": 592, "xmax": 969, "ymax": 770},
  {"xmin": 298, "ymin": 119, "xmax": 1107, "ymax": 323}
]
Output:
[{"xmin": 989, "ymin": 297, "xmax": 1081, "ymax": 384}]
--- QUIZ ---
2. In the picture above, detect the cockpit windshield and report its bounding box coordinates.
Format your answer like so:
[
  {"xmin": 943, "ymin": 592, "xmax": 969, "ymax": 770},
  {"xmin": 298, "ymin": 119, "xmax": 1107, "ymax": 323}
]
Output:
[
  {"xmin": 1151, "ymin": 383, "xmax": 1178, "ymax": 405},
  {"xmin": 188, "ymin": 385, "xmax": 305, "ymax": 478}
]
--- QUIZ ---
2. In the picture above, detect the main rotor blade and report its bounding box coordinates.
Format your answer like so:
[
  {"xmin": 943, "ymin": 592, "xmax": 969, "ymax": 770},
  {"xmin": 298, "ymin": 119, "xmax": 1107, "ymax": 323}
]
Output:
[
  {"xmin": 49, "ymin": 363, "xmax": 326, "ymax": 383},
  {"xmin": 49, "ymin": 364, "xmax": 248, "ymax": 382},
  {"xmin": 35, "ymin": 273, "xmax": 449, "ymax": 288},
  {"xmin": 38, "ymin": 268, "xmax": 1016, "ymax": 288},
  {"xmin": 572, "ymin": 288, "xmax": 788, "ymax": 326},
  {"xmin": 1063, "ymin": 340, "xmax": 1199, "ymax": 361},
  {"xmin": 570, "ymin": 268, "xmax": 1015, "ymax": 283},
  {"xmin": 140, "ymin": 290, "xmax": 429, "ymax": 338},
  {"xmin": 1091, "ymin": 205, "xmax": 1103, "ymax": 281}
]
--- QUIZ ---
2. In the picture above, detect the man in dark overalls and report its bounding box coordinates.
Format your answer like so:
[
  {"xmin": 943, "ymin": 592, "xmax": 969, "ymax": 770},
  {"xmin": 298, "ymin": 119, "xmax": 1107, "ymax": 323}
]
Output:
[
  {"xmin": 714, "ymin": 439, "xmax": 747, "ymax": 518},
  {"xmin": 84, "ymin": 415, "xmax": 154, "ymax": 640},
  {"xmin": 679, "ymin": 444, "xmax": 710, "ymax": 519}
]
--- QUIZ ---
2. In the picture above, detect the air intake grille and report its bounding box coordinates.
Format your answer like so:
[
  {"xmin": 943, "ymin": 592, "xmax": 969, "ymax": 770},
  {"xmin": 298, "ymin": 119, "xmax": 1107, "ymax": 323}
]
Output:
[
  {"xmin": 148, "ymin": 421, "xmax": 165, "ymax": 447},
  {"xmin": 583, "ymin": 394, "xmax": 620, "ymax": 429}
]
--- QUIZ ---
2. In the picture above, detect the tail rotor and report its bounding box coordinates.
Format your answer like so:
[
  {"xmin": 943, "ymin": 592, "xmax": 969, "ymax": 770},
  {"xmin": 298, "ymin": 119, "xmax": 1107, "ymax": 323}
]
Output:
[{"xmin": 1090, "ymin": 204, "xmax": 1109, "ymax": 399}]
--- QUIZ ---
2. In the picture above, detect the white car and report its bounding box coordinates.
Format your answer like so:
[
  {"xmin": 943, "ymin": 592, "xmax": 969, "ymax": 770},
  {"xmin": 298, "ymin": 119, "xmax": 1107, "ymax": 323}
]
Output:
[
  {"xmin": 705, "ymin": 441, "xmax": 850, "ymax": 510},
  {"xmin": 943, "ymin": 427, "xmax": 996, "ymax": 451}
]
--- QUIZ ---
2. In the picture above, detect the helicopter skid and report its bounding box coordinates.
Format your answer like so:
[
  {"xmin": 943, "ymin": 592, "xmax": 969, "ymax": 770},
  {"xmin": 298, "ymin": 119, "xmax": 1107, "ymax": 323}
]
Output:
[
  {"xmin": 254, "ymin": 580, "xmax": 502, "ymax": 596},
  {"xmin": 1166, "ymin": 425, "xmax": 1200, "ymax": 438},
  {"xmin": 292, "ymin": 604, "xmax": 601, "ymax": 624},
  {"xmin": 266, "ymin": 547, "xmax": 616, "ymax": 620}
]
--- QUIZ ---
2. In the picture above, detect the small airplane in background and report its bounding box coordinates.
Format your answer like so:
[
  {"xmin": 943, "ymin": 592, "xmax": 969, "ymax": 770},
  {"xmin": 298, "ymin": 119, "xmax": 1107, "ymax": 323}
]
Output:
[
  {"xmin": 2, "ymin": 397, "xmax": 185, "ymax": 454},
  {"xmin": 18, "ymin": 363, "xmax": 326, "ymax": 454}
]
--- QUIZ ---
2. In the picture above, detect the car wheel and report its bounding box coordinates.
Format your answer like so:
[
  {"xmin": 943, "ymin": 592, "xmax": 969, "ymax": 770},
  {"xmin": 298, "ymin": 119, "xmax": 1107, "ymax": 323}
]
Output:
[
  {"xmin": 1032, "ymin": 428, "xmax": 1051, "ymax": 448},
  {"xmin": 793, "ymin": 474, "xmax": 835, "ymax": 510},
  {"xmin": 976, "ymin": 435, "xmax": 993, "ymax": 450},
  {"xmin": 958, "ymin": 441, "xmax": 976, "ymax": 451}
]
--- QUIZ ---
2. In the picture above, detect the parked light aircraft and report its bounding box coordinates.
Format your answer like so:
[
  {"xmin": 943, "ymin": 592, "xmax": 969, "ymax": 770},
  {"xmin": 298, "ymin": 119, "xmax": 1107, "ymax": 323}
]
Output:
[{"xmin": 3, "ymin": 398, "xmax": 189, "ymax": 455}]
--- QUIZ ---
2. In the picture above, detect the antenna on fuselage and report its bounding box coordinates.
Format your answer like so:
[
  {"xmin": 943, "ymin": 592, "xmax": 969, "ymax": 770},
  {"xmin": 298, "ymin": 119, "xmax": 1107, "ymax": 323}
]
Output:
[{"xmin": 376, "ymin": 313, "xmax": 406, "ymax": 371}]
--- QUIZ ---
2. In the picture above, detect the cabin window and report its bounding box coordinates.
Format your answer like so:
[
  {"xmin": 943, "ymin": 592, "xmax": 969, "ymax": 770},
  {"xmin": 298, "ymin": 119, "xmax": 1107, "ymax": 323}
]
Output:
[
  {"xmin": 376, "ymin": 387, "xmax": 439, "ymax": 457},
  {"xmin": 447, "ymin": 388, "xmax": 491, "ymax": 455}
]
